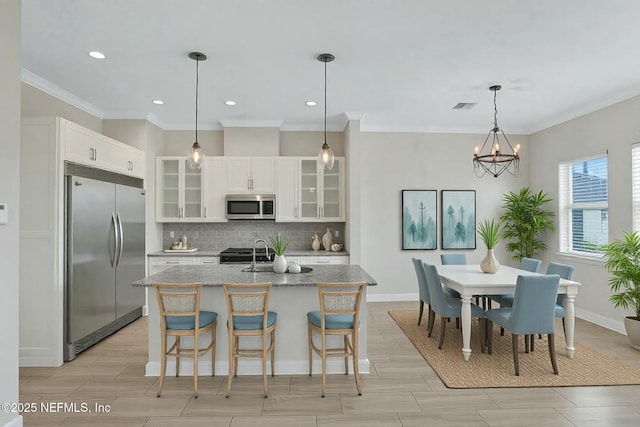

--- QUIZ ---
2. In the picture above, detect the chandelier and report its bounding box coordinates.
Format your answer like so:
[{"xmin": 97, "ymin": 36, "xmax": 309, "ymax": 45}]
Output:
[
  {"xmin": 473, "ymin": 85, "xmax": 519, "ymax": 178},
  {"xmin": 317, "ymin": 53, "xmax": 335, "ymax": 171}
]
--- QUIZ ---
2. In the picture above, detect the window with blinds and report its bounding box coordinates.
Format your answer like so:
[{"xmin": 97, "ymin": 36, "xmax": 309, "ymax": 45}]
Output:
[
  {"xmin": 633, "ymin": 144, "xmax": 640, "ymax": 231},
  {"xmin": 558, "ymin": 155, "xmax": 608, "ymax": 255}
]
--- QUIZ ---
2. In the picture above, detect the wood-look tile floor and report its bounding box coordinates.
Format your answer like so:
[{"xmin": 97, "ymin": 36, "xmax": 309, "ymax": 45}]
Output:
[{"xmin": 19, "ymin": 302, "xmax": 640, "ymax": 426}]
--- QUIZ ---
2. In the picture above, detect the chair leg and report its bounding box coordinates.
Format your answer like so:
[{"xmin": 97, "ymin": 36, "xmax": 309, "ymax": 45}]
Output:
[
  {"xmin": 271, "ymin": 329, "xmax": 276, "ymax": 378},
  {"xmin": 456, "ymin": 317, "xmax": 460, "ymax": 329},
  {"xmin": 524, "ymin": 335, "xmax": 530, "ymax": 354},
  {"xmin": 352, "ymin": 332, "xmax": 362, "ymax": 396},
  {"xmin": 500, "ymin": 327, "xmax": 504, "ymax": 336},
  {"xmin": 157, "ymin": 332, "xmax": 167, "ymax": 397},
  {"xmin": 530, "ymin": 334, "xmax": 535, "ymax": 352},
  {"xmin": 487, "ymin": 320, "xmax": 493, "ymax": 354},
  {"xmin": 512, "ymin": 334, "xmax": 520, "ymax": 376},
  {"xmin": 548, "ymin": 334, "xmax": 559, "ymax": 375},
  {"xmin": 479, "ymin": 319, "xmax": 486, "ymax": 353},
  {"xmin": 262, "ymin": 332, "xmax": 268, "ymax": 398},
  {"xmin": 418, "ymin": 301, "xmax": 424, "ymax": 325},
  {"xmin": 175, "ymin": 336, "xmax": 181, "ymax": 377},
  {"xmin": 226, "ymin": 333, "xmax": 234, "ymax": 398},
  {"xmin": 234, "ymin": 336, "xmax": 239, "ymax": 378},
  {"xmin": 562, "ymin": 317, "xmax": 566, "ymax": 340},
  {"xmin": 211, "ymin": 328, "xmax": 216, "ymax": 377},
  {"xmin": 427, "ymin": 308, "xmax": 435, "ymax": 338},
  {"xmin": 193, "ymin": 333, "xmax": 199, "ymax": 398},
  {"xmin": 438, "ymin": 317, "xmax": 447, "ymax": 349},
  {"xmin": 344, "ymin": 335, "xmax": 349, "ymax": 375},
  {"xmin": 308, "ymin": 323, "xmax": 313, "ymax": 376},
  {"xmin": 321, "ymin": 334, "xmax": 327, "ymax": 398}
]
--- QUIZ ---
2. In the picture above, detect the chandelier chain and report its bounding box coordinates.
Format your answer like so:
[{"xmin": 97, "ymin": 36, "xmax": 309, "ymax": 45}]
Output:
[{"xmin": 493, "ymin": 89, "xmax": 498, "ymax": 130}]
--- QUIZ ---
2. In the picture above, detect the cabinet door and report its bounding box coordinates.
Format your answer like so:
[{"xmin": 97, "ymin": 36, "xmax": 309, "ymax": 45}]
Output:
[
  {"xmin": 299, "ymin": 255, "xmax": 349, "ymax": 265},
  {"xmin": 299, "ymin": 158, "xmax": 320, "ymax": 220},
  {"xmin": 63, "ymin": 120, "xmax": 98, "ymax": 165},
  {"xmin": 127, "ymin": 148, "xmax": 145, "ymax": 179},
  {"xmin": 250, "ymin": 157, "xmax": 275, "ymax": 193},
  {"xmin": 321, "ymin": 157, "xmax": 344, "ymax": 220},
  {"xmin": 156, "ymin": 158, "xmax": 182, "ymax": 221},
  {"xmin": 203, "ymin": 157, "xmax": 227, "ymax": 222},
  {"xmin": 276, "ymin": 157, "xmax": 299, "ymax": 221},
  {"xmin": 182, "ymin": 158, "xmax": 203, "ymax": 220},
  {"xmin": 226, "ymin": 157, "xmax": 252, "ymax": 193},
  {"xmin": 93, "ymin": 134, "xmax": 129, "ymax": 174},
  {"xmin": 149, "ymin": 257, "xmax": 197, "ymax": 275},
  {"xmin": 197, "ymin": 257, "xmax": 219, "ymax": 265}
]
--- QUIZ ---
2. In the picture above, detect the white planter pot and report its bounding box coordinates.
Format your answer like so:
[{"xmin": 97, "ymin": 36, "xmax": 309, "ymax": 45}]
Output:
[
  {"xmin": 273, "ymin": 255, "xmax": 287, "ymax": 273},
  {"xmin": 480, "ymin": 249, "xmax": 500, "ymax": 274},
  {"xmin": 624, "ymin": 316, "xmax": 640, "ymax": 350}
]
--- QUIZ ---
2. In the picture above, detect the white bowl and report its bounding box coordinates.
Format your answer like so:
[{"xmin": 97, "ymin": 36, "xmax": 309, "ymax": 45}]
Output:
[{"xmin": 331, "ymin": 243, "xmax": 343, "ymax": 252}]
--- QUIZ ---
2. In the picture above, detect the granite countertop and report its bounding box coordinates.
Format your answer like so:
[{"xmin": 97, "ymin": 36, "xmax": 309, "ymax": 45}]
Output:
[
  {"xmin": 133, "ymin": 264, "xmax": 375, "ymax": 287},
  {"xmin": 148, "ymin": 249, "xmax": 349, "ymax": 257}
]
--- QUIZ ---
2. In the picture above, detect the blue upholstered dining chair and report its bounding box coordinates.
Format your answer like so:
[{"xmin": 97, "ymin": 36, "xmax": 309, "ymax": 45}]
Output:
[
  {"xmin": 440, "ymin": 253, "xmax": 467, "ymax": 265},
  {"xmin": 494, "ymin": 257, "xmax": 543, "ymax": 308},
  {"xmin": 412, "ymin": 258, "xmax": 459, "ymax": 337},
  {"xmin": 422, "ymin": 263, "xmax": 486, "ymax": 351},
  {"xmin": 486, "ymin": 274, "xmax": 561, "ymax": 376},
  {"xmin": 546, "ymin": 262, "xmax": 575, "ymax": 328}
]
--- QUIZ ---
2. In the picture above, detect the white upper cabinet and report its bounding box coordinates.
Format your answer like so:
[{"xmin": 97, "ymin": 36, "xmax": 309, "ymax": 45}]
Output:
[
  {"xmin": 62, "ymin": 118, "xmax": 145, "ymax": 179},
  {"xmin": 278, "ymin": 157, "xmax": 345, "ymax": 222},
  {"xmin": 203, "ymin": 157, "xmax": 227, "ymax": 222},
  {"xmin": 276, "ymin": 157, "xmax": 299, "ymax": 221},
  {"xmin": 156, "ymin": 157, "xmax": 203, "ymax": 222},
  {"xmin": 226, "ymin": 157, "xmax": 275, "ymax": 194}
]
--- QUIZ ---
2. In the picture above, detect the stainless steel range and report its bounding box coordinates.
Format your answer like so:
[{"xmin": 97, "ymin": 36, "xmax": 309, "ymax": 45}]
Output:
[{"xmin": 219, "ymin": 247, "xmax": 274, "ymax": 264}]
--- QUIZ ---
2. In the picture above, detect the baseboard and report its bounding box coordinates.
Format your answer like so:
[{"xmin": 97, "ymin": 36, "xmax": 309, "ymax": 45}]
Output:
[
  {"xmin": 146, "ymin": 358, "xmax": 370, "ymax": 377},
  {"xmin": 574, "ymin": 307, "xmax": 626, "ymax": 335},
  {"xmin": 19, "ymin": 353, "xmax": 62, "ymax": 367},
  {"xmin": 367, "ymin": 293, "xmax": 417, "ymax": 302}
]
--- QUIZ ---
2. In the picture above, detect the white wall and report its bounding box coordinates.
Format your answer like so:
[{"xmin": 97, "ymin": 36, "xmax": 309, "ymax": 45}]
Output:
[
  {"xmin": 350, "ymin": 122, "xmax": 530, "ymax": 300},
  {"xmin": 0, "ymin": 1, "xmax": 22, "ymax": 425},
  {"xmin": 529, "ymin": 95, "xmax": 640, "ymax": 332}
]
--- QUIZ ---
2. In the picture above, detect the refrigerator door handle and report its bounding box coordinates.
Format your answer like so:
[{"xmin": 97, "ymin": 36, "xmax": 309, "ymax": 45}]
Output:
[
  {"xmin": 109, "ymin": 213, "xmax": 118, "ymax": 267},
  {"xmin": 115, "ymin": 212, "xmax": 124, "ymax": 268}
]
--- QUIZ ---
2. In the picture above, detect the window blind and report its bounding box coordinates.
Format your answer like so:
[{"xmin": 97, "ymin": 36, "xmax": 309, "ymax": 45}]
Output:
[{"xmin": 632, "ymin": 143, "xmax": 640, "ymax": 232}]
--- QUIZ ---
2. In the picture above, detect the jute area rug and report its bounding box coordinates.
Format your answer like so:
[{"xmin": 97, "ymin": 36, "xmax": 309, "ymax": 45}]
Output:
[{"xmin": 389, "ymin": 309, "xmax": 640, "ymax": 389}]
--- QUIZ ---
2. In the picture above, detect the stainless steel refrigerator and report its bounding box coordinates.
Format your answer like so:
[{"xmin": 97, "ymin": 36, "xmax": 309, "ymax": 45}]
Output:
[{"xmin": 64, "ymin": 164, "xmax": 145, "ymax": 361}]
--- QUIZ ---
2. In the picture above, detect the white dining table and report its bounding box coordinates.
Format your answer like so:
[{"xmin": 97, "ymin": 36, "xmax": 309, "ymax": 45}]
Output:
[{"xmin": 437, "ymin": 264, "xmax": 581, "ymax": 361}]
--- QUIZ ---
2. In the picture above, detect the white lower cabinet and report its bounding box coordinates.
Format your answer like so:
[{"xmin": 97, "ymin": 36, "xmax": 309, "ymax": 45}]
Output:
[
  {"xmin": 299, "ymin": 255, "xmax": 349, "ymax": 265},
  {"xmin": 148, "ymin": 257, "xmax": 197, "ymax": 275},
  {"xmin": 197, "ymin": 257, "xmax": 219, "ymax": 265}
]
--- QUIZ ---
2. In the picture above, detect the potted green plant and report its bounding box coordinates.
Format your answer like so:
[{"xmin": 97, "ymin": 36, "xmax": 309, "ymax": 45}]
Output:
[
  {"xmin": 500, "ymin": 188, "xmax": 555, "ymax": 262},
  {"xmin": 477, "ymin": 219, "xmax": 503, "ymax": 273},
  {"xmin": 601, "ymin": 231, "xmax": 640, "ymax": 350},
  {"xmin": 268, "ymin": 233, "xmax": 291, "ymax": 273}
]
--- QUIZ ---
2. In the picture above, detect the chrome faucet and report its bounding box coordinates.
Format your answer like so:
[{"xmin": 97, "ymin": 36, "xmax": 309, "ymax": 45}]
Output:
[{"xmin": 251, "ymin": 239, "xmax": 270, "ymax": 272}]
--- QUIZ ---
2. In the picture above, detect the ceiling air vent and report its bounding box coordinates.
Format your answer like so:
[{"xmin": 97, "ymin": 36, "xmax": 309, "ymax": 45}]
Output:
[{"xmin": 453, "ymin": 102, "xmax": 477, "ymax": 110}]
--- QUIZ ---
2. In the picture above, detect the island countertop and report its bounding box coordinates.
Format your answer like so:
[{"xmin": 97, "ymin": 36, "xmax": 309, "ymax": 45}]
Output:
[{"xmin": 133, "ymin": 264, "xmax": 377, "ymax": 287}]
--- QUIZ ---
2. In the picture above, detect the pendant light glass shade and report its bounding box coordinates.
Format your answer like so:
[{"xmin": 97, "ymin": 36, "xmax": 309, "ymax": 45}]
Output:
[
  {"xmin": 317, "ymin": 53, "xmax": 335, "ymax": 171},
  {"xmin": 188, "ymin": 52, "xmax": 206, "ymax": 169}
]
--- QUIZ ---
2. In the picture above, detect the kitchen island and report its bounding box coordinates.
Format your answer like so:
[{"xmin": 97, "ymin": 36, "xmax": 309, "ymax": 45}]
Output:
[{"xmin": 133, "ymin": 264, "xmax": 376, "ymax": 377}]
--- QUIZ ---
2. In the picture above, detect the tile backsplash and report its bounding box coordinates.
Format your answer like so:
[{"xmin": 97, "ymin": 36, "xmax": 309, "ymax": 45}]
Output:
[{"xmin": 163, "ymin": 222, "xmax": 345, "ymax": 251}]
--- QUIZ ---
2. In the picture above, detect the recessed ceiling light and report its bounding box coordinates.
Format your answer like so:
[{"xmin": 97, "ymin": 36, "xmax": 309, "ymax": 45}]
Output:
[
  {"xmin": 225, "ymin": 100, "xmax": 237, "ymax": 106},
  {"xmin": 152, "ymin": 99, "xmax": 164, "ymax": 105},
  {"xmin": 88, "ymin": 51, "xmax": 106, "ymax": 59},
  {"xmin": 305, "ymin": 101, "xmax": 317, "ymax": 106}
]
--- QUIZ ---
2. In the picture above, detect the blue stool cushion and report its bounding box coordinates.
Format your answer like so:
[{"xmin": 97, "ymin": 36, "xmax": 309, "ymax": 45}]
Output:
[
  {"xmin": 229, "ymin": 311, "xmax": 277, "ymax": 330},
  {"xmin": 306, "ymin": 311, "xmax": 357, "ymax": 329},
  {"xmin": 166, "ymin": 311, "xmax": 217, "ymax": 330}
]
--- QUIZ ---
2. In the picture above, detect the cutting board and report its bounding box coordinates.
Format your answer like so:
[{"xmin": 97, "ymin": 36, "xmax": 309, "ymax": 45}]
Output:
[{"xmin": 163, "ymin": 248, "xmax": 199, "ymax": 253}]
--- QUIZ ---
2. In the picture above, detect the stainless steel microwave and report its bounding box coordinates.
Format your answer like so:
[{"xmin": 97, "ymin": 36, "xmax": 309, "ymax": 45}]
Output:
[{"xmin": 225, "ymin": 194, "xmax": 275, "ymax": 220}]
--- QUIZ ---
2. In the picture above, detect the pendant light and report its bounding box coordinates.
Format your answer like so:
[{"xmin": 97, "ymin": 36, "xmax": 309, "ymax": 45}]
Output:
[
  {"xmin": 317, "ymin": 53, "xmax": 335, "ymax": 171},
  {"xmin": 188, "ymin": 51, "xmax": 206, "ymax": 169},
  {"xmin": 473, "ymin": 85, "xmax": 520, "ymax": 178}
]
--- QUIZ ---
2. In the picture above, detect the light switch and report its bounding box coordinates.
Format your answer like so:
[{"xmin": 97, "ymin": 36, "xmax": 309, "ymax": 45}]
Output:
[{"xmin": 0, "ymin": 203, "xmax": 7, "ymax": 224}]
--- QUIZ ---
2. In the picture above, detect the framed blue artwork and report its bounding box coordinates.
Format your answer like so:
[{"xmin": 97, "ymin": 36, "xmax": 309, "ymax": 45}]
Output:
[
  {"xmin": 441, "ymin": 190, "xmax": 476, "ymax": 250},
  {"xmin": 402, "ymin": 190, "xmax": 437, "ymax": 250}
]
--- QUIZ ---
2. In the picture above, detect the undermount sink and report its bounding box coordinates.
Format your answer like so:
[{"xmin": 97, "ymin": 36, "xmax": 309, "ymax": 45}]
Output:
[{"xmin": 241, "ymin": 265, "xmax": 313, "ymax": 273}]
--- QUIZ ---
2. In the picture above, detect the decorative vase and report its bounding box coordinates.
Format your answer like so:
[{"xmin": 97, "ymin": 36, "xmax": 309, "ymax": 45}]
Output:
[
  {"xmin": 322, "ymin": 228, "xmax": 333, "ymax": 251},
  {"xmin": 624, "ymin": 316, "xmax": 640, "ymax": 350},
  {"xmin": 480, "ymin": 249, "xmax": 500, "ymax": 274},
  {"xmin": 312, "ymin": 233, "xmax": 321, "ymax": 251},
  {"xmin": 273, "ymin": 254, "xmax": 287, "ymax": 273}
]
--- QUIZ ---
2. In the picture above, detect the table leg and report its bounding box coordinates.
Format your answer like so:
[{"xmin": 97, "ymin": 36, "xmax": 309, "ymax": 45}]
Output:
[
  {"xmin": 563, "ymin": 294, "xmax": 576, "ymax": 359},
  {"xmin": 460, "ymin": 294, "xmax": 472, "ymax": 361}
]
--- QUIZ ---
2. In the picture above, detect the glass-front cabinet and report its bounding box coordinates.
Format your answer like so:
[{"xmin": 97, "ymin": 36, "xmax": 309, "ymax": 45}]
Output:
[
  {"xmin": 299, "ymin": 157, "xmax": 345, "ymax": 221},
  {"xmin": 156, "ymin": 157, "xmax": 203, "ymax": 222}
]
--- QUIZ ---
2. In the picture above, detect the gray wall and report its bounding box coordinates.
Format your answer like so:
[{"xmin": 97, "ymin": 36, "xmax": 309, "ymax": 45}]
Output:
[{"xmin": 0, "ymin": 1, "xmax": 22, "ymax": 425}]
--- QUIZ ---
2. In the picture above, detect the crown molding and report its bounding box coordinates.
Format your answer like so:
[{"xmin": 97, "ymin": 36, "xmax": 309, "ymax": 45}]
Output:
[
  {"xmin": 21, "ymin": 69, "xmax": 104, "ymax": 118},
  {"xmin": 219, "ymin": 119, "xmax": 283, "ymax": 128}
]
